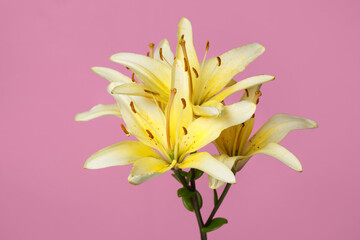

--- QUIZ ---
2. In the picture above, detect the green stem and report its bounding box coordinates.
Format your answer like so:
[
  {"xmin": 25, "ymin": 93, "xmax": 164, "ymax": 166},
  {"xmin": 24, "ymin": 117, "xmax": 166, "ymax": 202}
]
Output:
[
  {"xmin": 174, "ymin": 169, "xmax": 207, "ymax": 240},
  {"xmin": 190, "ymin": 169, "xmax": 207, "ymax": 240},
  {"xmin": 205, "ymin": 183, "xmax": 232, "ymax": 226}
]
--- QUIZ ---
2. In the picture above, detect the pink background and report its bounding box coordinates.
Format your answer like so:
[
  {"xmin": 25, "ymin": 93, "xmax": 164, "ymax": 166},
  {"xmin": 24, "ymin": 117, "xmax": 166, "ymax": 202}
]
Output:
[{"xmin": 1, "ymin": 0, "xmax": 359, "ymax": 239}]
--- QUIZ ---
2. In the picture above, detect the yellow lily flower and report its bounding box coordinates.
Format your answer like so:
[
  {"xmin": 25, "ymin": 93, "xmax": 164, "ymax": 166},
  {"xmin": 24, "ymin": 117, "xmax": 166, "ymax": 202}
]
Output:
[
  {"xmin": 81, "ymin": 59, "xmax": 257, "ymax": 185},
  {"xmin": 75, "ymin": 17, "xmax": 273, "ymax": 120},
  {"xmin": 210, "ymin": 84, "xmax": 318, "ymax": 189}
]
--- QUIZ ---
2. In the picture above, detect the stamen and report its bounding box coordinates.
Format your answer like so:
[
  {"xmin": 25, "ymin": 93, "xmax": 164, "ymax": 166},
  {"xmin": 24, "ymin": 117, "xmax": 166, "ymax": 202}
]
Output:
[
  {"xmin": 130, "ymin": 101, "xmax": 136, "ymax": 113},
  {"xmin": 179, "ymin": 39, "xmax": 193, "ymax": 100},
  {"xmin": 255, "ymin": 90, "xmax": 262, "ymax": 97},
  {"xmin": 146, "ymin": 52, "xmax": 150, "ymax": 57},
  {"xmin": 166, "ymin": 88, "xmax": 177, "ymax": 150},
  {"xmin": 159, "ymin": 48, "xmax": 164, "ymax": 61},
  {"xmin": 146, "ymin": 129, "xmax": 154, "ymax": 139},
  {"xmin": 181, "ymin": 98, "xmax": 186, "ymax": 109},
  {"xmin": 216, "ymin": 56, "xmax": 222, "ymax": 66},
  {"xmin": 148, "ymin": 43, "xmax": 155, "ymax": 58},
  {"xmin": 184, "ymin": 57, "xmax": 189, "ymax": 72},
  {"xmin": 131, "ymin": 73, "xmax": 137, "ymax": 82},
  {"xmin": 144, "ymin": 89, "xmax": 160, "ymax": 96},
  {"xmin": 126, "ymin": 67, "xmax": 130, "ymax": 70},
  {"xmin": 182, "ymin": 126, "xmax": 188, "ymax": 135},
  {"xmin": 121, "ymin": 124, "xmax": 129, "ymax": 135},
  {"xmin": 252, "ymin": 113, "xmax": 255, "ymax": 118},
  {"xmin": 181, "ymin": 34, "xmax": 184, "ymax": 40},
  {"xmin": 158, "ymin": 47, "xmax": 171, "ymax": 67},
  {"xmin": 245, "ymin": 89, "xmax": 249, "ymax": 97},
  {"xmin": 254, "ymin": 90, "xmax": 262, "ymax": 104},
  {"xmin": 192, "ymin": 67, "xmax": 199, "ymax": 78},
  {"xmin": 200, "ymin": 41, "xmax": 210, "ymax": 70}
]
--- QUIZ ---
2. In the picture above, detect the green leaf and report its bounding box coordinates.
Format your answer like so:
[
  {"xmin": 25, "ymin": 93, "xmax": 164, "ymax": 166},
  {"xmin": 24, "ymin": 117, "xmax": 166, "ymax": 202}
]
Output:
[
  {"xmin": 182, "ymin": 197, "xmax": 194, "ymax": 212},
  {"xmin": 213, "ymin": 189, "xmax": 218, "ymax": 205},
  {"xmin": 201, "ymin": 218, "xmax": 228, "ymax": 233},
  {"xmin": 186, "ymin": 170, "xmax": 193, "ymax": 183},
  {"xmin": 194, "ymin": 169, "xmax": 204, "ymax": 180},
  {"xmin": 177, "ymin": 188, "xmax": 195, "ymax": 198},
  {"xmin": 179, "ymin": 169, "xmax": 188, "ymax": 177},
  {"xmin": 171, "ymin": 174, "xmax": 182, "ymax": 184},
  {"xmin": 196, "ymin": 191, "xmax": 203, "ymax": 209}
]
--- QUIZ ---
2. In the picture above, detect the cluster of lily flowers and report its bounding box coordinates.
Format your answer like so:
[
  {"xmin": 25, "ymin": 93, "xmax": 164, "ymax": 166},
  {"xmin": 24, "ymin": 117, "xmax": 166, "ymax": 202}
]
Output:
[{"xmin": 76, "ymin": 18, "xmax": 317, "ymax": 189}]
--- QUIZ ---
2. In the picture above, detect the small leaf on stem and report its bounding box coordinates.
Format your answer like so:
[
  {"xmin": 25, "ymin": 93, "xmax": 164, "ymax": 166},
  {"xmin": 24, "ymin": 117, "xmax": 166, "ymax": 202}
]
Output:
[
  {"xmin": 201, "ymin": 218, "xmax": 228, "ymax": 233},
  {"xmin": 213, "ymin": 189, "xmax": 218, "ymax": 205},
  {"xmin": 182, "ymin": 197, "xmax": 194, "ymax": 212},
  {"xmin": 194, "ymin": 169, "xmax": 204, "ymax": 180},
  {"xmin": 171, "ymin": 174, "xmax": 182, "ymax": 184},
  {"xmin": 196, "ymin": 191, "xmax": 203, "ymax": 209},
  {"xmin": 177, "ymin": 188, "xmax": 196, "ymax": 198}
]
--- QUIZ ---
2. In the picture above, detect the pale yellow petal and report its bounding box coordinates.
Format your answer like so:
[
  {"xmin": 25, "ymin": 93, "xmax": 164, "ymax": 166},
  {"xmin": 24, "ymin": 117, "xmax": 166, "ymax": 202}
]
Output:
[
  {"xmin": 179, "ymin": 101, "xmax": 256, "ymax": 155},
  {"xmin": 110, "ymin": 53, "xmax": 171, "ymax": 96},
  {"xmin": 244, "ymin": 114, "xmax": 318, "ymax": 154},
  {"xmin": 128, "ymin": 158, "xmax": 176, "ymax": 185},
  {"xmin": 178, "ymin": 152, "xmax": 236, "ymax": 184},
  {"xmin": 240, "ymin": 84, "xmax": 262, "ymax": 103},
  {"xmin": 115, "ymin": 94, "xmax": 168, "ymax": 157},
  {"xmin": 208, "ymin": 155, "xmax": 239, "ymax": 189},
  {"xmin": 199, "ymin": 43, "xmax": 265, "ymax": 102},
  {"xmin": 91, "ymin": 67, "xmax": 132, "ymax": 83},
  {"xmin": 208, "ymin": 75, "xmax": 275, "ymax": 103},
  {"xmin": 84, "ymin": 141, "xmax": 162, "ymax": 169},
  {"xmin": 154, "ymin": 39, "xmax": 174, "ymax": 66},
  {"xmin": 236, "ymin": 143, "xmax": 303, "ymax": 172},
  {"xmin": 111, "ymin": 83, "xmax": 167, "ymax": 102},
  {"xmin": 75, "ymin": 104, "xmax": 121, "ymax": 122},
  {"xmin": 193, "ymin": 105, "xmax": 222, "ymax": 117},
  {"xmin": 167, "ymin": 59, "xmax": 193, "ymax": 149},
  {"xmin": 176, "ymin": 18, "xmax": 200, "ymax": 83},
  {"xmin": 225, "ymin": 79, "xmax": 237, "ymax": 87}
]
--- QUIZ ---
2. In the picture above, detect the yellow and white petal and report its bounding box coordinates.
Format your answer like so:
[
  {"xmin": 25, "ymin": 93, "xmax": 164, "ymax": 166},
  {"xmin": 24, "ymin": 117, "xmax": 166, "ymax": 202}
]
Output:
[
  {"xmin": 128, "ymin": 158, "xmax": 176, "ymax": 185},
  {"xmin": 193, "ymin": 105, "xmax": 223, "ymax": 117},
  {"xmin": 243, "ymin": 114, "xmax": 318, "ymax": 153},
  {"xmin": 154, "ymin": 39, "xmax": 174, "ymax": 66},
  {"xmin": 237, "ymin": 143, "xmax": 303, "ymax": 172},
  {"xmin": 167, "ymin": 59, "xmax": 193, "ymax": 149},
  {"xmin": 199, "ymin": 43, "xmax": 265, "ymax": 102},
  {"xmin": 179, "ymin": 100, "xmax": 256, "ymax": 155},
  {"xmin": 178, "ymin": 152, "xmax": 236, "ymax": 184},
  {"xmin": 91, "ymin": 67, "xmax": 132, "ymax": 83},
  {"xmin": 84, "ymin": 141, "xmax": 163, "ymax": 169},
  {"xmin": 208, "ymin": 75, "xmax": 275, "ymax": 103},
  {"xmin": 176, "ymin": 18, "xmax": 200, "ymax": 80},
  {"xmin": 226, "ymin": 79, "xmax": 237, "ymax": 87},
  {"xmin": 208, "ymin": 155, "xmax": 239, "ymax": 189},
  {"xmin": 240, "ymin": 84, "xmax": 261, "ymax": 103},
  {"xmin": 115, "ymin": 95, "xmax": 168, "ymax": 157},
  {"xmin": 110, "ymin": 53, "xmax": 171, "ymax": 96},
  {"xmin": 75, "ymin": 104, "xmax": 121, "ymax": 122},
  {"xmin": 111, "ymin": 83, "xmax": 167, "ymax": 103}
]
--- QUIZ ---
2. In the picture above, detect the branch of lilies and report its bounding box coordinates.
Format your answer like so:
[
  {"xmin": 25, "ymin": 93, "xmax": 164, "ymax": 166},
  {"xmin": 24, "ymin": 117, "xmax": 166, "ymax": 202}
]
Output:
[
  {"xmin": 80, "ymin": 56, "xmax": 259, "ymax": 187},
  {"xmin": 75, "ymin": 17, "xmax": 274, "ymax": 121},
  {"xmin": 209, "ymin": 84, "xmax": 319, "ymax": 189}
]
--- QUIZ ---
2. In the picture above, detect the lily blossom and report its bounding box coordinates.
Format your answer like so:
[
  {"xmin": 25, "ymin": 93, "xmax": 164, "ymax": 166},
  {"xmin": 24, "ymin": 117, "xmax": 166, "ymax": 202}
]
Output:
[
  {"xmin": 81, "ymin": 59, "xmax": 257, "ymax": 185},
  {"xmin": 75, "ymin": 17, "xmax": 273, "ymax": 120},
  {"xmin": 210, "ymin": 84, "xmax": 318, "ymax": 189}
]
